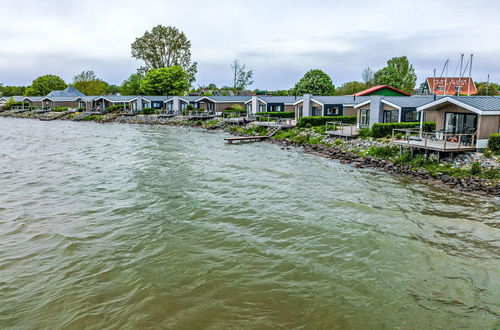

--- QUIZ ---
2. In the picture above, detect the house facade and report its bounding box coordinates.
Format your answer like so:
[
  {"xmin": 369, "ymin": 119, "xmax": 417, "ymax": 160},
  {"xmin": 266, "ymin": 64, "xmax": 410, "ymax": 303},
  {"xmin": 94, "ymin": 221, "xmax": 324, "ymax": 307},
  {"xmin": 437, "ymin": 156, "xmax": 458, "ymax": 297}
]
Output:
[
  {"xmin": 417, "ymin": 96, "xmax": 500, "ymax": 149},
  {"xmin": 353, "ymin": 96, "xmax": 437, "ymax": 128}
]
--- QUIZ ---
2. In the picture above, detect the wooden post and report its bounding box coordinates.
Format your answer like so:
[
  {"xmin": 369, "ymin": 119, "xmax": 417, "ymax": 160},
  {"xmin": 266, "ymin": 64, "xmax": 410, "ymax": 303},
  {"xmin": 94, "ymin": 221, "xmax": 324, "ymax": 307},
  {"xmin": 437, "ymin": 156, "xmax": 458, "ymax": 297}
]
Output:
[
  {"xmin": 424, "ymin": 132, "xmax": 428, "ymax": 147},
  {"xmin": 443, "ymin": 134, "xmax": 447, "ymax": 150},
  {"xmin": 458, "ymin": 135, "xmax": 462, "ymax": 149}
]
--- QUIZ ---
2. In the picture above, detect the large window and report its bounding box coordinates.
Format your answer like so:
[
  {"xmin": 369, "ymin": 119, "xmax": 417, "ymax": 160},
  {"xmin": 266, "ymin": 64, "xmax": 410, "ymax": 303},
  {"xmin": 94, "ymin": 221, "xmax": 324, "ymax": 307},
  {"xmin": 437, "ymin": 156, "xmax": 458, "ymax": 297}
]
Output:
[
  {"xmin": 445, "ymin": 113, "xmax": 477, "ymax": 134},
  {"xmin": 359, "ymin": 109, "xmax": 370, "ymax": 128},
  {"xmin": 246, "ymin": 104, "xmax": 252, "ymax": 112},
  {"xmin": 312, "ymin": 106, "xmax": 322, "ymax": 116},
  {"xmin": 401, "ymin": 108, "xmax": 419, "ymax": 122},
  {"xmin": 325, "ymin": 106, "xmax": 341, "ymax": 116},
  {"xmin": 268, "ymin": 104, "xmax": 283, "ymax": 112},
  {"xmin": 259, "ymin": 105, "xmax": 266, "ymax": 112},
  {"xmin": 383, "ymin": 110, "xmax": 399, "ymax": 123}
]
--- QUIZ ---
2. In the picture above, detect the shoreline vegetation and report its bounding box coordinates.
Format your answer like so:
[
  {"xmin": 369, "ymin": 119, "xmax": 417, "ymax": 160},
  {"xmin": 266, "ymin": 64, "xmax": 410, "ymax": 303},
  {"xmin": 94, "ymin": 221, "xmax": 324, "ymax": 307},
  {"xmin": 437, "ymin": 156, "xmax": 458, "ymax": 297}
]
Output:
[{"xmin": 2, "ymin": 110, "xmax": 499, "ymax": 198}]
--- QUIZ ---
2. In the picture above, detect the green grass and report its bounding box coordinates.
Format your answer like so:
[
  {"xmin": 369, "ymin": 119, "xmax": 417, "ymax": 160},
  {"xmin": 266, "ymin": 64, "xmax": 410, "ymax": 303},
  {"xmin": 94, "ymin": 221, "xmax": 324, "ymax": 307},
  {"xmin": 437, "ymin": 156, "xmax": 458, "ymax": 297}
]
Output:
[{"xmin": 81, "ymin": 114, "xmax": 103, "ymax": 121}]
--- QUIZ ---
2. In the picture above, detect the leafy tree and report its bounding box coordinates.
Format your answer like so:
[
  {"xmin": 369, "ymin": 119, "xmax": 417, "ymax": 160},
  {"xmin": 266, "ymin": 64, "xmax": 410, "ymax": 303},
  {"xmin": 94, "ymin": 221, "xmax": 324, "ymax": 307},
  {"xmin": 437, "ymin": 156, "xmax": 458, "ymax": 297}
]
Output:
[
  {"xmin": 335, "ymin": 81, "xmax": 367, "ymax": 95},
  {"xmin": 362, "ymin": 67, "xmax": 375, "ymax": 87},
  {"xmin": 25, "ymin": 74, "xmax": 67, "ymax": 96},
  {"xmin": 0, "ymin": 85, "xmax": 26, "ymax": 96},
  {"xmin": 373, "ymin": 56, "xmax": 416, "ymax": 94},
  {"xmin": 131, "ymin": 25, "xmax": 197, "ymax": 84},
  {"xmin": 107, "ymin": 84, "xmax": 121, "ymax": 95},
  {"xmin": 231, "ymin": 59, "xmax": 253, "ymax": 90},
  {"xmin": 73, "ymin": 70, "xmax": 109, "ymax": 95},
  {"xmin": 293, "ymin": 69, "xmax": 335, "ymax": 95},
  {"xmin": 475, "ymin": 81, "xmax": 499, "ymax": 95},
  {"xmin": 139, "ymin": 66, "xmax": 190, "ymax": 95},
  {"xmin": 120, "ymin": 73, "xmax": 143, "ymax": 95}
]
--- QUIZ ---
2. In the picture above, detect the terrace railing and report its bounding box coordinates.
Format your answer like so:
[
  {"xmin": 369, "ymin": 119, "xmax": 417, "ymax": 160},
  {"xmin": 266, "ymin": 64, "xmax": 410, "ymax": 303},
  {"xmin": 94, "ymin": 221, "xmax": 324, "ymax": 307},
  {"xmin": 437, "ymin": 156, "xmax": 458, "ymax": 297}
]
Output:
[
  {"xmin": 325, "ymin": 121, "xmax": 357, "ymax": 136},
  {"xmin": 392, "ymin": 129, "xmax": 477, "ymax": 150}
]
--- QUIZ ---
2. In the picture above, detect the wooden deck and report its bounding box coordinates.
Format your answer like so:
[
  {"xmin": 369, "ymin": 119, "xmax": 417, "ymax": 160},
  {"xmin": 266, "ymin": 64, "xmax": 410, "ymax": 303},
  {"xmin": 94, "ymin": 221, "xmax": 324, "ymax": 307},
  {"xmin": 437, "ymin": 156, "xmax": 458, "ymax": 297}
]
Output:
[
  {"xmin": 392, "ymin": 139, "xmax": 476, "ymax": 151},
  {"xmin": 224, "ymin": 136, "xmax": 269, "ymax": 144}
]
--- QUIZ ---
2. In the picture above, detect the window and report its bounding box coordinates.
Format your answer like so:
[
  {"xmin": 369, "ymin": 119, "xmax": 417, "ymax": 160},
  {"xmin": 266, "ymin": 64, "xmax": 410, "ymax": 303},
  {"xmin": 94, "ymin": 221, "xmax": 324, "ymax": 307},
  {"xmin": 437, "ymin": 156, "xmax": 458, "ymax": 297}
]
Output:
[
  {"xmin": 312, "ymin": 106, "xmax": 322, "ymax": 116},
  {"xmin": 207, "ymin": 102, "xmax": 214, "ymax": 111},
  {"xmin": 268, "ymin": 105, "xmax": 283, "ymax": 112},
  {"xmin": 454, "ymin": 86, "xmax": 462, "ymax": 93},
  {"xmin": 383, "ymin": 110, "xmax": 399, "ymax": 123},
  {"xmin": 152, "ymin": 101, "xmax": 162, "ymax": 108},
  {"xmin": 259, "ymin": 105, "xmax": 266, "ymax": 112},
  {"xmin": 167, "ymin": 102, "xmax": 173, "ymax": 111},
  {"xmin": 436, "ymin": 86, "xmax": 445, "ymax": 92},
  {"xmin": 181, "ymin": 103, "xmax": 187, "ymax": 110},
  {"xmin": 246, "ymin": 104, "xmax": 252, "ymax": 112},
  {"xmin": 325, "ymin": 106, "xmax": 340, "ymax": 116},
  {"xmin": 401, "ymin": 108, "xmax": 418, "ymax": 122}
]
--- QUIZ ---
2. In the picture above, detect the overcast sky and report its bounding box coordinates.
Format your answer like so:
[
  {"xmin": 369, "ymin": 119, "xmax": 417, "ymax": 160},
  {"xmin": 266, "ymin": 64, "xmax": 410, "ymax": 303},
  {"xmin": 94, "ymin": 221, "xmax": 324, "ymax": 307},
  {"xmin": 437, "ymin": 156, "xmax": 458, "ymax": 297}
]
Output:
[{"xmin": 0, "ymin": 0, "xmax": 499, "ymax": 89}]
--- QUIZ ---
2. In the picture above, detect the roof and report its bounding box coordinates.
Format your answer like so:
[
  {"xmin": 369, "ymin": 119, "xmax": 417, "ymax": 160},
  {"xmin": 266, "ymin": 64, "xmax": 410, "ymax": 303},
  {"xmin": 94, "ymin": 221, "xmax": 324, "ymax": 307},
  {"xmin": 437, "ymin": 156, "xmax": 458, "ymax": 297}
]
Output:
[
  {"xmin": 196, "ymin": 95, "xmax": 252, "ymax": 102},
  {"xmin": 47, "ymin": 86, "xmax": 85, "ymax": 98},
  {"xmin": 142, "ymin": 95, "xmax": 172, "ymax": 102},
  {"xmin": 311, "ymin": 95, "xmax": 370, "ymax": 105},
  {"xmin": 93, "ymin": 95, "xmax": 138, "ymax": 102},
  {"xmin": 258, "ymin": 96, "xmax": 302, "ymax": 104},
  {"xmin": 417, "ymin": 96, "xmax": 500, "ymax": 115},
  {"xmin": 382, "ymin": 96, "xmax": 438, "ymax": 108},
  {"xmin": 0, "ymin": 95, "xmax": 25, "ymax": 102},
  {"xmin": 354, "ymin": 85, "xmax": 411, "ymax": 96},
  {"xmin": 425, "ymin": 77, "xmax": 477, "ymax": 95}
]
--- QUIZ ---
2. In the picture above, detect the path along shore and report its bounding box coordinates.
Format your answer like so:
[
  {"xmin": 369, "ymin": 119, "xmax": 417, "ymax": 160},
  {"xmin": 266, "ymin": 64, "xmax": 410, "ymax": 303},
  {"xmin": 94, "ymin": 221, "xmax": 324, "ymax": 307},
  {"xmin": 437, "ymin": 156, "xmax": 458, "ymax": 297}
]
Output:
[{"xmin": 2, "ymin": 110, "xmax": 499, "ymax": 199}]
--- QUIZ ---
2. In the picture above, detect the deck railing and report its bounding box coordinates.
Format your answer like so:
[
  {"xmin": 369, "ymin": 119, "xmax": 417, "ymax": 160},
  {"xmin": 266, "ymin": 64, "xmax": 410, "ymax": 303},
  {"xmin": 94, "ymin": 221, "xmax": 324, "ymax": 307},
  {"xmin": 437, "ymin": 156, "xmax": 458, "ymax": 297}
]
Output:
[
  {"xmin": 325, "ymin": 121, "xmax": 357, "ymax": 136},
  {"xmin": 392, "ymin": 129, "xmax": 477, "ymax": 150}
]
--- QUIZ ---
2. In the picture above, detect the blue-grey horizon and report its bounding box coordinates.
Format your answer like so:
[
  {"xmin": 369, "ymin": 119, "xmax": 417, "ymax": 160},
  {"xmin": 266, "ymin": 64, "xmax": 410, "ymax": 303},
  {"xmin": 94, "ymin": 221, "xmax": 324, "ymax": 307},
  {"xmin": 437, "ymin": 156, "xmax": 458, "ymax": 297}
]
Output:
[{"xmin": 0, "ymin": 0, "xmax": 499, "ymax": 90}]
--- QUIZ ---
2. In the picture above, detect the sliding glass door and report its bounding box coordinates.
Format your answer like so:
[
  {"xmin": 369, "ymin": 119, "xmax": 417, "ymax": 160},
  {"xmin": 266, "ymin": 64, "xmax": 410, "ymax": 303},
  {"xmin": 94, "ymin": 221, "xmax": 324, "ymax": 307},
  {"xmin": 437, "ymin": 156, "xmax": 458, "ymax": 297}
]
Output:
[{"xmin": 445, "ymin": 113, "xmax": 477, "ymax": 134}]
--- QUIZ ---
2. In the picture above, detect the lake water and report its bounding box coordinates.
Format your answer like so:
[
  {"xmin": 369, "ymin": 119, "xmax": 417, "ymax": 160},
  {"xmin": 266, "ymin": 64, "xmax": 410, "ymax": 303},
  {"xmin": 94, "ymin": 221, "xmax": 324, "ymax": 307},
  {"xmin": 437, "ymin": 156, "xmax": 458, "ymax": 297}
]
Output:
[{"xmin": 0, "ymin": 117, "xmax": 499, "ymax": 329}]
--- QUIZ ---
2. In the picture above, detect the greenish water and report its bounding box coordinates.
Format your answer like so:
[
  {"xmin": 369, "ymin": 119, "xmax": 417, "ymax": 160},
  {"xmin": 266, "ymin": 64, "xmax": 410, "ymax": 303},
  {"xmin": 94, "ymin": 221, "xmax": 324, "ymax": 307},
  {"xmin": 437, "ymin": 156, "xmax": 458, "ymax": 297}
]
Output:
[{"xmin": 0, "ymin": 117, "xmax": 499, "ymax": 329}]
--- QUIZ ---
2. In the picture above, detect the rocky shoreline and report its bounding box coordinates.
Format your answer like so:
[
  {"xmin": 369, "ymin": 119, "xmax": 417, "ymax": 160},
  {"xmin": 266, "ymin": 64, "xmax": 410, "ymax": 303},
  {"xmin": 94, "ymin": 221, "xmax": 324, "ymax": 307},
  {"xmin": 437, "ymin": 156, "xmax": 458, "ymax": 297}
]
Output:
[{"xmin": 2, "ymin": 110, "xmax": 499, "ymax": 198}]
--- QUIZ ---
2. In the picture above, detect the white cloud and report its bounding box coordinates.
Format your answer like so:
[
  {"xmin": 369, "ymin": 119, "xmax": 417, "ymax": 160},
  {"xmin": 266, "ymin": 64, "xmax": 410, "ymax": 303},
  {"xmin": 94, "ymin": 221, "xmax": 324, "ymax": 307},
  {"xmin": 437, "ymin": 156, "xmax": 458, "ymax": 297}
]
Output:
[{"xmin": 0, "ymin": 0, "xmax": 499, "ymax": 89}]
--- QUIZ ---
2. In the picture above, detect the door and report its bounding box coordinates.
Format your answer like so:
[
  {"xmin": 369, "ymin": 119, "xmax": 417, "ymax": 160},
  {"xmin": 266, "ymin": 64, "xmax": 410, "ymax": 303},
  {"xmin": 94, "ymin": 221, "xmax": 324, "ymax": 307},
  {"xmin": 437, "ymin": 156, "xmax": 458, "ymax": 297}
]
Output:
[
  {"xmin": 445, "ymin": 113, "xmax": 477, "ymax": 134},
  {"xmin": 360, "ymin": 109, "xmax": 370, "ymax": 128}
]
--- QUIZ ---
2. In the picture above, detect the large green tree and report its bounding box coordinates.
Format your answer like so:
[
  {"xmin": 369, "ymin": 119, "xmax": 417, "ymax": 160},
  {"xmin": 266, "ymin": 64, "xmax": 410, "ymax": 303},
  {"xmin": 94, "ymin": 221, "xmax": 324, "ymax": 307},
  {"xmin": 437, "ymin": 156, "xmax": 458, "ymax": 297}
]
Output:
[
  {"xmin": 373, "ymin": 56, "xmax": 416, "ymax": 94},
  {"xmin": 231, "ymin": 59, "xmax": 253, "ymax": 90},
  {"xmin": 293, "ymin": 69, "xmax": 335, "ymax": 95},
  {"xmin": 25, "ymin": 74, "xmax": 67, "ymax": 96},
  {"xmin": 0, "ymin": 85, "xmax": 26, "ymax": 96},
  {"xmin": 120, "ymin": 73, "xmax": 144, "ymax": 95},
  {"xmin": 73, "ymin": 70, "xmax": 109, "ymax": 95},
  {"xmin": 335, "ymin": 81, "xmax": 367, "ymax": 95},
  {"xmin": 131, "ymin": 25, "xmax": 197, "ymax": 84},
  {"xmin": 139, "ymin": 66, "xmax": 190, "ymax": 95},
  {"xmin": 475, "ymin": 81, "xmax": 499, "ymax": 96}
]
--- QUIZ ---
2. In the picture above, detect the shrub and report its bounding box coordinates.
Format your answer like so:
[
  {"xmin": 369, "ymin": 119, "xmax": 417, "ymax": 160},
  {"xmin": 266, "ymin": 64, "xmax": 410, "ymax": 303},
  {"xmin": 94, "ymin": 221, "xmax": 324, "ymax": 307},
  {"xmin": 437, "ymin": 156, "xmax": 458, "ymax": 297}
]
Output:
[
  {"xmin": 371, "ymin": 122, "xmax": 436, "ymax": 138},
  {"xmin": 186, "ymin": 104, "xmax": 195, "ymax": 110},
  {"xmin": 257, "ymin": 111, "xmax": 295, "ymax": 118},
  {"xmin": 487, "ymin": 133, "xmax": 500, "ymax": 152},
  {"xmin": 470, "ymin": 162, "xmax": 482, "ymax": 176},
  {"xmin": 229, "ymin": 104, "xmax": 244, "ymax": 111},
  {"xmin": 142, "ymin": 108, "xmax": 155, "ymax": 115},
  {"xmin": 366, "ymin": 145, "xmax": 400, "ymax": 159},
  {"xmin": 107, "ymin": 104, "xmax": 129, "ymax": 112},
  {"xmin": 357, "ymin": 128, "xmax": 372, "ymax": 139},
  {"xmin": 81, "ymin": 114, "xmax": 103, "ymax": 121},
  {"xmin": 297, "ymin": 116, "xmax": 356, "ymax": 127},
  {"xmin": 52, "ymin": 107, "xmax": 68, "ymax": 112}
]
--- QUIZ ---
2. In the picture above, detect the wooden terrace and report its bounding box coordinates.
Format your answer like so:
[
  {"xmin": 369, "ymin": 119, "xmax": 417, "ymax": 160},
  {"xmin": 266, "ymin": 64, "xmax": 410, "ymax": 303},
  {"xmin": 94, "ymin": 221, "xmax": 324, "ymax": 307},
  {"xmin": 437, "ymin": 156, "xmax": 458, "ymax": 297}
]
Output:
[{"xmin": 391, "ymin": 129, "xmax": 477, "ymax": 152}]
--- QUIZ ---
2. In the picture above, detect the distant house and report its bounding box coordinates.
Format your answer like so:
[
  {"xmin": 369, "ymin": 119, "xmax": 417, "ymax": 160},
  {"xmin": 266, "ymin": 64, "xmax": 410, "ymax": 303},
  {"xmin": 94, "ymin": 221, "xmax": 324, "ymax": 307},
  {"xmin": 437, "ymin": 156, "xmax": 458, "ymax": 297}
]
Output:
[
  {"xmin": 354, "ymin": 85, "xmax": 411, "ymax": 97},
  {"xmin": 353, "ymin": 96, "xmax": 437, "ymax": 128},
  {"xmin": 421, "ymin": 77, "xmax": 477, "ymax": 96}
]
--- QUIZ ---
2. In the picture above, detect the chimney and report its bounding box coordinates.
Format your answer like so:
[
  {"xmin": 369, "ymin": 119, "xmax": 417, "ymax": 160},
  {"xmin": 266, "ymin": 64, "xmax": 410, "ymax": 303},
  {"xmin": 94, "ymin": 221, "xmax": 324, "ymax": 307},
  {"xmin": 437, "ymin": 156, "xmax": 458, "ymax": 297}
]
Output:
[
  {"xmin": 172, "ymin": 96, "xmax": 180, "ymax": 114},
  {"xmin": 251, "ymin": 95, "xmax": 259, "ymax": 114}
]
